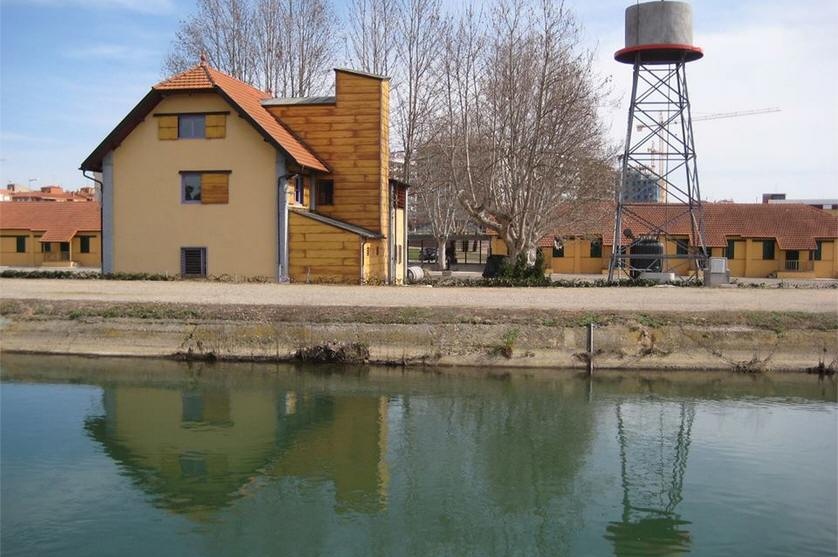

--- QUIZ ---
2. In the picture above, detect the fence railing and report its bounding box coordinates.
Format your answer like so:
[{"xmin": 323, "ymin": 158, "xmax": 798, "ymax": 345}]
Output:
[
  {"xmin": 43, "ymin": 252, "xmax": 70, "ymax": 262},
  {"xmin": 783, "ymin": 259, "xmax": 813, "ymax": 272}
]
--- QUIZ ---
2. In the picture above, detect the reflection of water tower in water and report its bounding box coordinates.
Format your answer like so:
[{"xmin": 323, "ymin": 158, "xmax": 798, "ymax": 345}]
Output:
[
  {"xmin": 605, "ymin": 400, "xmax": 696, "ymax": 556},
  {"xmin": 608, "ymin": 1, "xmax": 708, "ymax": 282}
]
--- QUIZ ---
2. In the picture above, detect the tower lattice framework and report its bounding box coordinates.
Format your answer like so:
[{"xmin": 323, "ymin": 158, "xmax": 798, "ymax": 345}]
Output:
[{"xmin": 608, "ymin": 57, "xmax": 707, "ymax": 282}]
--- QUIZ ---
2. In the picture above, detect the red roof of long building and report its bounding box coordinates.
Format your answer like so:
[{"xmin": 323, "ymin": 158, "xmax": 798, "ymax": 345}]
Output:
[
  {"xmin": 81, "ymin": 62, "xmax": 328, "ymax": 173},
  {"xmin": 0, "ymin": 202, "xmax": 101, "ymax": 242},
  {"xmin": 539, "ymin": 203, "xmax": 838, "ymax": 250}
]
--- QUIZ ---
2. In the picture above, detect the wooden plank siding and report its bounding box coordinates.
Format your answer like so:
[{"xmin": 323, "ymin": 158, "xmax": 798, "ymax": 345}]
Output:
[
  {"xmin": 266, "ymin": 71, "xmax": 390, "ymax": 282},
  {"xmin": 288, "ymin": 212, "xmax": 363, "ymax": 283}
]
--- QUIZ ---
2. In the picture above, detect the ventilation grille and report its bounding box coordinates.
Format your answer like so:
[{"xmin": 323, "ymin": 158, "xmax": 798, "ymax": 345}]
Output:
[{"xmin": 181, "ymin": 247, "xmax": 206, "ymax": 277}]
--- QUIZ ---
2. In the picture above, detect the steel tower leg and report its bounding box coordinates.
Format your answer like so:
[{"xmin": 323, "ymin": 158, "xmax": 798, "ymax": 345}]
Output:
[{"xmin": 609, "ymin": 56, "xmax": 707, "ymax": 282}]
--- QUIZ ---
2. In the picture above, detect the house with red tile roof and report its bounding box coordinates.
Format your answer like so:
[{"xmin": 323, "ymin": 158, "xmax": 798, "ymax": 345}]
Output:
[
  {"xmin": 0, "ymin": 202, "xmax": 101, "ymax": 267},
  {"xmin": 80, "ymin": 58, "xmax": 407, "ymax": 283},
  {"xmin": 522, "ymin": 203, "xmax": 838, "ymax": 279}
]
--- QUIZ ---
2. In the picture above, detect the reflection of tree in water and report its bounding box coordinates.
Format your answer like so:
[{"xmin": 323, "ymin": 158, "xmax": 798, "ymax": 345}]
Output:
[
  {"xmin": 605, "ymin": 400, "xmax": 695, "ymax": 557},
  {"xmin": 386, "ymin": 382, "xmax": 595, "ymax": 555}
]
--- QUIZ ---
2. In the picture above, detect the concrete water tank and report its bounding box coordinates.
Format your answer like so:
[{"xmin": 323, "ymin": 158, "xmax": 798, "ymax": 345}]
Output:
[{"xmin": 615, "ymin": 1, "xmax": 703, "ymax": 64}]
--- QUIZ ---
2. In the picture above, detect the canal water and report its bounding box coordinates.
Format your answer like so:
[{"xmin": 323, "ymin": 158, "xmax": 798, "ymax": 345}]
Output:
[{"xmin": 1, "ymin": 355, "xmax": 836, "ymax": 557}]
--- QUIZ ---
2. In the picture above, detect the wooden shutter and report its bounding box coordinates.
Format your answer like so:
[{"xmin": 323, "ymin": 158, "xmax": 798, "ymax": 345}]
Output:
[
  {"xmin": 205, "ymin": 114, "xmax": 226, "ymax": 139},
  {"xmin": 200, "ymin": 173, "xmax": 229, "ymax": 204},
  {"xmin": 158, "ymin": 115, "xmax": 178, "ymax": 140}
]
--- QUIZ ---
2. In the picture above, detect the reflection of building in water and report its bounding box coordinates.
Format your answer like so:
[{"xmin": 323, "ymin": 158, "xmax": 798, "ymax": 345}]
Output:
[
  {"xmin": 85, "ymin": 386, "xmax": 388, "ymax": 519},
  {"xmin": 605, "ymin": 401, "xmax": 695, "ymax": 557}
]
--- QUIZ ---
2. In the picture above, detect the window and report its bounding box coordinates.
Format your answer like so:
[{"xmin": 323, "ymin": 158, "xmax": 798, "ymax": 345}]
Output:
[
  {"xmin": 182, "ymin": 172, "xmax": 202, "ymax": 202},
  {"xmin": 590, "ymin": 239, "xmax": 602, "ymax": 258},
  {"xmin": 725, "ymin": 239, "xmax": 735, "ymax": 259},
  {"xmin": 181, "ymin": 247, "xmax": 207, "ymax": 277},
  {"xmin": 762, "ymin": 240, "xmax": 775, "ymax": 260},
  {"xmin": 552, "ymin": 238, "xmax": 564, "ymax": 258},
  {"xmin": 316, "ymin": 179, "xmax": 334, "ymax": 206},
  {"xmin": 294, "ymin": 175, "xmax": 305, "ymax": 205},
  {"xmin": 675, "ymin": 239, "xmax": 689, "ymax": 256},
  {"xmin": 15, "ymin": 236, "xmax": 25, "ymax": 253},
  {"xmin": 41, "ymin": 242, "xmax": 51, "ymax": 253},
  {"xmin": 80, "ymin": 236, "xmax": 91, "ymax": 254},
  {"xmin": 158, "ymin": 113, "xmax": 226, "ymax": 140},
  {"xmin": 814, "ymin": 240, "xmax": 823, "ymax": 261},
  {"xmin": 60, "ymin": 242, "xmax": 69, "ymax": 253},
  {"xmin": 178, "ymin": 114, "xmax": 206, "ymax": 139},
  {"xmin": 180, "ymin": 171, "xmax": 230, "ymax": 204}
]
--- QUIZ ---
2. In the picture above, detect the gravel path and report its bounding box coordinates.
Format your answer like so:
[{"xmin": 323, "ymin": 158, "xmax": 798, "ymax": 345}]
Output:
[{"xmin": 2, "ymin": 279, "xmax": 837, "ymax": 313}]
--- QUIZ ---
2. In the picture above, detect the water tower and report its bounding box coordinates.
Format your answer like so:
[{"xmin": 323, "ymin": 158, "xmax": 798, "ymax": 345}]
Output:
[{"xmin": 607, "ymin": 1, "xmax": 708, "ymax": 282}]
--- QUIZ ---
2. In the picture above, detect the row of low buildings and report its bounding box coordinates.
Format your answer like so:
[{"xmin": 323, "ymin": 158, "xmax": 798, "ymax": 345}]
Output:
[
  {"xmin": 0, "ymin": 61, "xmax": 836, "ymax": 280},
  {"xmin": 517, "ymin": 202, "xmax": 838, "ymax": 279},
  {"xmin": 1, "ymin": 184, "xmax": 95, "ymax": 202}
]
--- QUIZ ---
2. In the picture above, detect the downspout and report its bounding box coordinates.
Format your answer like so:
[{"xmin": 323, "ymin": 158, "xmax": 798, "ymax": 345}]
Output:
[
  {"xmin": 389, "ymin": 181, "xmax": 396, "ymax": 284},
  {"xmin": 276, "ymin": 154, "xmax": 292, "ymax": 283},
  {"xmin": 403, "ymin": 186, "xmax": 409, "ymax": 282},
  {"xmin": 309, "ymin": 171, "xmax": 316, "ymax": 212},
  {"xmin": 82, "ymin": 169, "xmax": 103, "ymax": 271},
  {"xmin": 360, "ymin": 238, "xmax": 366, "ymax": 284}
]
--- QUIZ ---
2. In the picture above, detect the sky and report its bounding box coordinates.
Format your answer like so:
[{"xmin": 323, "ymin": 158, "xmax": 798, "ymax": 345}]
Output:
[{"xmin": 1, "ymin": 0, "xmax": 836, "ymax": 202}]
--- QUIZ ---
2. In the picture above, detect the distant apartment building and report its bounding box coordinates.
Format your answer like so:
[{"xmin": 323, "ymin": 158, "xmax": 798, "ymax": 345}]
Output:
[{"xmin": 622, "ymin": 169, "xmax": 661, "ymax": 203}]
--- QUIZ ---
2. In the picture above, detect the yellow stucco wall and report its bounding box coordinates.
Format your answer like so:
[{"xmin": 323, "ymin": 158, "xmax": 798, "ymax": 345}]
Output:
[
  {"xmin": 288, "ymin": 211, "xmax": 362, "ymax": 283},
  {"xmin": 112, "ymin": 93, "xmax": 277, "ymax": 278},
  {"xmin": 0, "ymin": 230, "xmax": 100, "ymax": 267},
  {"xmin": 494, "ymin": 235, "xmax": 837, "ymax": 279},
  {"xmin": 549, "ymin": 238, "xmax": 604, "ymax": 275},
  {"xmin": 814, "ymin": 241, "xmax": 838, "ymax": 278}
]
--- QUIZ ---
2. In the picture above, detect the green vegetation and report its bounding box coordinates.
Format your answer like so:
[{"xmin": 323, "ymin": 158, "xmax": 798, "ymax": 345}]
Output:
[
  {"xmin": 1, "ymin": 300, "xmax": 835, "ymax": 333},
  {"xmin": 490, "ymin": 328, "xmax": 520, "ymax": 359}
]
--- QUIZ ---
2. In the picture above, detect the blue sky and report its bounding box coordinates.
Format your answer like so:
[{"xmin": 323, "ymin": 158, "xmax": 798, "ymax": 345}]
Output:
[{"xmin": 1, "ymin": 0, "xmax": 836, "ymax": 202}]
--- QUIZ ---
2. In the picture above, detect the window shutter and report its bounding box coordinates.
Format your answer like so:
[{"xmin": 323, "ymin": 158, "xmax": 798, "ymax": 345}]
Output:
[
  {"xmin": 205, "ymin": 114, "xmax": 226, "ymax": 139},
  {"xmin": 200, "ymin": 173, "xmax": 229, "ymax": 204},
  {"xmin": 158, "ymin": 115, "xmax": 178, "ymax": 140}
]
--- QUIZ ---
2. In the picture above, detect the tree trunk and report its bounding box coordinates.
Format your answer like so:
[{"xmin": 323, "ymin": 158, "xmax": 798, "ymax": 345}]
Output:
[{"xmin": 436, "ymin": 237, "xmax": 447, "ymax": 271}]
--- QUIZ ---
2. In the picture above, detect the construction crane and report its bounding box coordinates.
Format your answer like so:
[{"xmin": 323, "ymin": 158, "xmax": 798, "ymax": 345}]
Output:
[
  {"xmin": 638, "ymin": 107, "xmax": 781, "ymax": 201},
  {"xmin": 693, "ymin": 107, "xmax": 781, "ymax": 122}
]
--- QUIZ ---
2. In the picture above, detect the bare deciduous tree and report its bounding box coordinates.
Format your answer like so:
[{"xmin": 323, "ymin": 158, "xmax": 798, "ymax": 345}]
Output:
[
  {"xmin": 347, "ymin": 0, "xmax": 398, "ymax": 76},
  {"xmin": 166, "ymin": 0, "xmax": 336, "ymax": 96},
  {"xmin": 407, "ymin": 144, "xmax": 470, "ymax": 270},
  {"xmin": 393, "ymin": 0, "xmax": 443, "ymax": 183},
  {"xmin": 442, "ymin": 0, "xmax": 612, "ymax": 265},
  {"xmin": 276, "ymin": 0, "xmax": 337, "ymax": 96},
  {"xmin": 165, "ymin": 0, "xmax": 257, "ymax": 83}
]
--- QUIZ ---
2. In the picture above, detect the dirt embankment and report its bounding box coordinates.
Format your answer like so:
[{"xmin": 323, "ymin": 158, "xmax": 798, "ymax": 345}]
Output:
[{"xmin": 1, "ymin": 299, "xmax": 835, "ymax": 373}]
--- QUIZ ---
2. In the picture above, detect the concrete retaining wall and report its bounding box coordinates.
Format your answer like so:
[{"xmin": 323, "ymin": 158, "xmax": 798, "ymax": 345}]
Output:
[{"xmin": 1, "ymin": 316, "xmax": 834, "ymax": 372}]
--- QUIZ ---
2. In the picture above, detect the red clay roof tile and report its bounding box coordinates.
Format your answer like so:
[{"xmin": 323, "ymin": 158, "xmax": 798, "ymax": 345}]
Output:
[
  {"xmin": 540, "ymin": 203, "xmax": 838, "ymax": 250},
  {"xmin": 0, "ymin": 202, "xmax": 100, "ymax": 243},
  {"xmin": 153, "ymin": 64, "xmax": 328, "ymax": 172}
]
